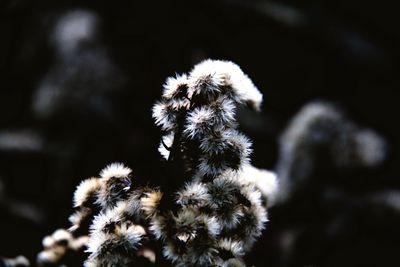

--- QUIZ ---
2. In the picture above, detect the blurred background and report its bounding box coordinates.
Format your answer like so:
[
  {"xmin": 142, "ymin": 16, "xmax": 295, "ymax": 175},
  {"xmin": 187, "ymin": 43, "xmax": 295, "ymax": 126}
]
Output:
[{"xmin": 0, "ymin": 0, "xmax": 399, "ymax": 266}]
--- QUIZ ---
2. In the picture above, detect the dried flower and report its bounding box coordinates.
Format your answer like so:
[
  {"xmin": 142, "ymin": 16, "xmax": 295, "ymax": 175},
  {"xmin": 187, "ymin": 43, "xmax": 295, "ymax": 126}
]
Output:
[{"xmin": 30, "ymin": 59, "xmax": 274, "ymax": 267}]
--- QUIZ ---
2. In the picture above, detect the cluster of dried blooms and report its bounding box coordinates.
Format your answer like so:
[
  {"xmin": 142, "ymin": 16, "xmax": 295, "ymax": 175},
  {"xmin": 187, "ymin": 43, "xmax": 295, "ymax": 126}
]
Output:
[
  {"xmin": 150, "ymin": 59, "xmax": 275, "ymax": 266},
  {"xmin": 67, "ymin": 163, "xmax": 159, "ymax": 266},
  {"xmin": 8, "ymin": 59, "xmax": 276, "ymax": 267}
]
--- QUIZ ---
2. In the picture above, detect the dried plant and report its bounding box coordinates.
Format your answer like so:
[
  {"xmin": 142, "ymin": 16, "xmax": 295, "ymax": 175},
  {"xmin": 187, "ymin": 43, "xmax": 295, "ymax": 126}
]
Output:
[{"xmin": 24, "ymin": 59, "xmax": 277, "ymax": 267}]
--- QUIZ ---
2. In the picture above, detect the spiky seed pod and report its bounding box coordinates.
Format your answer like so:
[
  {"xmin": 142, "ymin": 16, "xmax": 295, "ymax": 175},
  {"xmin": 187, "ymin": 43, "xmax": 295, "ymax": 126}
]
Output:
[
  {"xmin": 82, "ymin": 177, "xmax": 162, "ymax": 266},
  {"xmin": 217, "ymin": 238, "xmax": 245, "ymax": 259},
  {"xmin": 184, "ymin": 106, "xmax": 215, "ymax": 139},
  {"xmin": 88, "ymin": 201, "xmax": 127, "ymax": 238},
  {"xmin": 69, "ymin": 207, "xmax": 92, "ymax": 232},
  {"xmin": 123, "ymin": 192, "xmax": 145, "ymax": 223},
  {"xmin": 99, "ymin": 163, "xmax": 132, "ymax": 180},
  {"xmin": 96, "ymin": 163, "xmax": 132, "ymax": 209},
  {"xmin": 152, "ymin": 100, "xmax": 179, "ymax": 132},
  {"xmin": 206, "ymin": 177, "xmax": 246, "ymax": 230},
  {"xmin": 73, "ymin": 177, "xmax": 102, "ymax": 208},
  {"xmin": 69, "ymin": 162, "xmax": 133, "ymax": 234},
  {"xmin": 239, "ymin": 164, "xmax": 278, "ymax": 208},
  {"xmin": 85, "ymin": 202, "xmax": 146, "ymax": 267},
  {"xmin": 156, "ymin": 209, "xmax": 220, "ymax": 266},
  {"xmin": 208, "ymin": 97, "xmax": 237, "ymax": 127},
  {"xmin": 149, "ymin": 212, "xmax": 175, "ymax": 241},
  {"xmin": 188, "ymin": 59, "xmax": 263, "ymax": 111},
  {"xmin": 176, "ymin": 182, "xmax": 210, "ymax": 207},
  {"xmin": 70, "ymin": 178, "xmax": 101, "ymax": 233},
  {"xmin": 162, "ymin": 74, "xmax": 190, "ymax": 100},
  {"xmin": 188, "ymin": 71, "xmax": 224, "ymax": 104},
  {"xmin": 197, "ymin": 131, "xmax": 252, "ymax": 178},
  {"xmin": 183, "ymin": 99, "xmax": 236, "ymax": 141}
]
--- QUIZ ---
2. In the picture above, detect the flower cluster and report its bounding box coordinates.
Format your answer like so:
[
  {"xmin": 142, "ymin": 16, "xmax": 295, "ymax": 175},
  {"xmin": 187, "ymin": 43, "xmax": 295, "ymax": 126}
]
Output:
[
  {"xmin": 29, "ymin": 59, "xmax": 275, "ymax": 267},
  {"xmin": 151, "ymin": 59, "xmax": 270, "ymax": 266},
  {"xmin": 69, "ymin": 163, "xmax": 160, "ymax": 266}
]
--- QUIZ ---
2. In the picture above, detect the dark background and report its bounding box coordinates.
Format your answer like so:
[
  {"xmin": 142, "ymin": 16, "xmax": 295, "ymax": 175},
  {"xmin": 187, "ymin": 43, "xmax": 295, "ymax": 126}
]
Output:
[{"xmin": 0, "ymin": 0, "xmax": 399, "ymax": 266}]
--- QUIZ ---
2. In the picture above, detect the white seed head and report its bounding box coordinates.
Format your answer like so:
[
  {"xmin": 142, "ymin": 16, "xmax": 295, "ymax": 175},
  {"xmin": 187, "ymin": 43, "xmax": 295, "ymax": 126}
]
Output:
[
  {"xmin": 162, "ymin": 74, "xmax": 189, "ymax": 100},
  {"xmin": 73, "ymin": 177, "xmax": 102, "ymax": 208},
  {"xmin": 240, "ymin": 165, "xmax": 279, "ymax": 207},
  {"xmin": 188, "ymin": 62, "xmax": 224, "ymax": 98},
  {"xmin": 176, "ymin": 182, "xmax": 210, "ymax": 207},
  {"xmin": 184, "ymin": 106, "xmax": 215, "ymax": 139},
  {"xmin": 68, "ymin": 207, "xmax": 91, "ymax": 231},
  {"xmin": 149, "ymin": 215, "xmax": 168, "ymax": 240},
  {"xmin": 218, "ymin": 238, "xmax": 245, "ymax": 257},
  {"xmin": 100, "ymin": 162, "xmax": 132, "ymax": 180},
  {"xmin": 152, "ymin": 101, "xmax": 177, "ymax": 132},
  {"xmin": 85, "ymin": 229, "xmax": 109, "ymax": 255},
  {"xmin": 90, "ymin": 201, "xmax": 127, "ymax": 234},
  {"xmin": 114, "ymin": 222, "xmax": 144, "ymax": 248},
  {"xmin": 189, "ymin": 59, "xmax": 263, "ymax": 110},
  {"xmin": 205, "ymin": 216, "xmax": 222, "ymax": 237},
  {"xmin": 162, "ymin": 241, "xmax": 182, "ymax": 263},
  {"xmin": 197, "ymin": 130, "xmax": 252, "ymax": 177}
]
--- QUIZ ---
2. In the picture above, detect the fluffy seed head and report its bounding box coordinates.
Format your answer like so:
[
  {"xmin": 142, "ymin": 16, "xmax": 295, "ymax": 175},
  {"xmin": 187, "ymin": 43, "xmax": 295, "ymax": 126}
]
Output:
[
  {"xmin": 198, "ymin": 131, "xmax": 252, "ymax": 177},
  {"xmin": 68, "ymin": 207, "xmax": 91, "ymax": 232},
  {"xmin": 240, "ymin": 165, "xmax": 279, "ymax": 207},
  {"xmin": 141, "ymin": 190, "xmax": 163, "ymax": 217},
  {"xmin": 152, "ymin": 101, "xmax": 179, "ymax": 132},
  {"xmin": 189, "ymin": 59, "xmax": 263, "ymax": 110},
  {"xmin": 73, "ymin": 177, "xmax": 102, "ymax": 208},
  {"xmin": 184, "ymin": 106, "xmax": 215, "ymax": 139},
  {"xmin": 100, "ymin": 162, "xmax": 132, "ymax": 180},
  {"xmin": 188, "ymin": 67, "xmax": 224, "ymax": 102},
  {"xmin": 176, "ymin": 182, "xmax": 210, "ymax": 207},
  {"xmin": 162, "ymin": 74, "xmax": 189, "ymax": 100},
  {"xmin": 96, "ymin": 163, "xmax": 132, "ymax": 209},
  {"xmin": 218, "ymin": 238, "xmax": 245, "ymax": 257}
]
